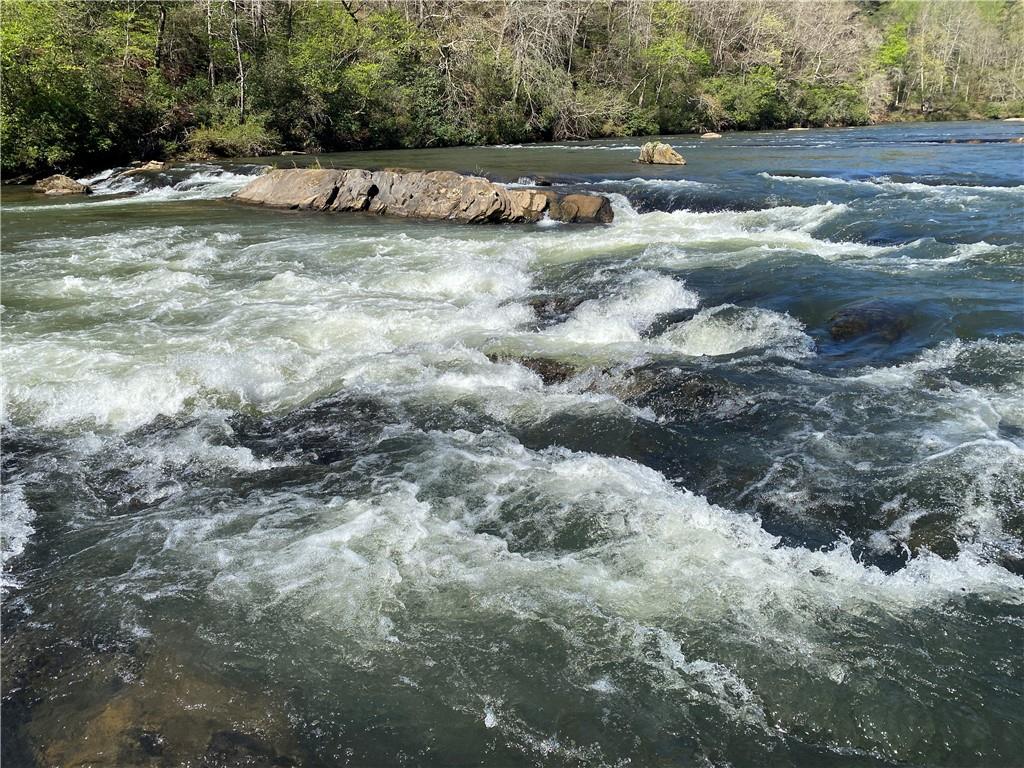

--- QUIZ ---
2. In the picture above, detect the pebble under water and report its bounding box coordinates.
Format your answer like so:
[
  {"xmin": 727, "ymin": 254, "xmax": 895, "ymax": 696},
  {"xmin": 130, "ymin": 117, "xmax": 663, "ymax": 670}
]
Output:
[{"xmin": 2, "ymin": 121, "xmax": 1023, "ymax": 767}]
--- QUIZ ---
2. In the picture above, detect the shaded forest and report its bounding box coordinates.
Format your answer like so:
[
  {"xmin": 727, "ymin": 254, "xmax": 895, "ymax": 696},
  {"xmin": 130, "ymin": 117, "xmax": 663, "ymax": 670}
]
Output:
[{"xmin": 2, "ymin": 0, "xmax": 1023, "ymax": 176}]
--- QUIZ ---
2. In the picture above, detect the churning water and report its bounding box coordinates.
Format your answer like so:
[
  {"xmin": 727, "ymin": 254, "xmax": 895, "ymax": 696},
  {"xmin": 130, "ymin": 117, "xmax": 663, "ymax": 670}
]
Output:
[{"xmin": 2, "ymin": 121, "xmax": 1023, "ymax": 767}]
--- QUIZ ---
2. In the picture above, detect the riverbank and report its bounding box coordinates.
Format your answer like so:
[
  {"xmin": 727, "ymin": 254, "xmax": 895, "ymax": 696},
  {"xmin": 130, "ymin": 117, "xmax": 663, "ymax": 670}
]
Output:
[{"xmin": 6, "ymin": 115, "xmax": 1023, "ymax": 187}]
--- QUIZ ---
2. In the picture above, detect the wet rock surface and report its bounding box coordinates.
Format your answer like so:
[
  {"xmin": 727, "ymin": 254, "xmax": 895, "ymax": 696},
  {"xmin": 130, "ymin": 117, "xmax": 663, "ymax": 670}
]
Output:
[
  {"xmin": 525, "ymin": 294, "xmax": 587, "ymax": 328},
  {"xmin": 233, "ymin": 168, "xmax": 613, "ymax": 223},
  {"xmin": 488, "ymin": 353, "xmax": 580, "ymax": 385},
  {"xmin": 18, "ymin": 647, "xmax": 299, "ymax": 768},
  {"xmin": 609, "ymin": 363, "xmax": 749, "ymax": 421}
]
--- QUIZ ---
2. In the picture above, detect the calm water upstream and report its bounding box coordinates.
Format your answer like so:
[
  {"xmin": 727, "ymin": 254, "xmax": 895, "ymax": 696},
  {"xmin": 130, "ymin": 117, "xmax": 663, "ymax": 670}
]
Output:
[{"xmin": 2, "ymin": 121, "xmax": 1023, "ymax": 767}]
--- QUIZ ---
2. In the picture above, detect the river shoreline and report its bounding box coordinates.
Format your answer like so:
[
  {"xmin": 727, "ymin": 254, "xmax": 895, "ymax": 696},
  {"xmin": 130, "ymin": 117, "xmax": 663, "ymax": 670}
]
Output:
[{"xmin": 5, "ymin": 115, "xmax": 1022, "ymax": 185}]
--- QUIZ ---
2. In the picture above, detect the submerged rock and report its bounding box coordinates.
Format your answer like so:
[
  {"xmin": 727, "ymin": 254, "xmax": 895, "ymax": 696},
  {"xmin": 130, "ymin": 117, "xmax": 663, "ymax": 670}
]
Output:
[
  {"xmin": 827, "ymin": 299, "xmax": 910, "ymax": 342},
  {"xmin": 33, "ymin": 174, "xmax": 90, "ymax": 195},
  {"xmin": 610, "ymin": 364, "xmax": 747, "ymax": 420},
  {"xmin": 29, "ymin": 651, "xmax": 298, "ymax": 767},
  {"xmin": 526, "ymin": 294, "xmax": 585, "ymax": 327},
  {"xmin": 637, "ymin": 141, "xmax": 686, "ymax": 165},
  {"xmin": 233, "ymin": 168, "xmax": 613, "ymax": 223},
  {"xmin": 488, "ymin": 353, "xmax": 579, "ymax": 384}
]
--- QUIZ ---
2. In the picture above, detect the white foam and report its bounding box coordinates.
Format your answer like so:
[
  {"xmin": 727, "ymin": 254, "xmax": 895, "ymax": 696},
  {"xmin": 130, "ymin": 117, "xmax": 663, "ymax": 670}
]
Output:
[
  {"xmin": 4, "ymin": 169, "xmax": 262, "ymax": 212},
  {"xmin": 591, "ymin": 177, "xmax": 708, "ymax": 189},
  {"xmin": 540, "ymin": 272, "xmax": 699, "ymax": 347},
  {"xmin": 659, "ymin": 304, "xmax": 815, "ymax": 359},
  {"xmin": 1, "ymin": 483, "xmax": 35, "ymax": 593},
  {"xmin": 519, "ymin": 201, "xmax": 883, "ymax": 270},
  {"xmin": 196, "ymin": 429, "xmax": 1022, "ymax": 678},
  {"xmin": 760, "ymin": 172, "xmax": 1024, "ymax": 197}
]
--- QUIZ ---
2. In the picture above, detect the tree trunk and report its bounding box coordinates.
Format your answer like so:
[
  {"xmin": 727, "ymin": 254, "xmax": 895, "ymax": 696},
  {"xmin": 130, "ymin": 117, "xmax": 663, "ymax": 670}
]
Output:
[
  {"xmin": 155, "ymin": 3, "xmax": 166, "ymax": 70},
  {"xmin": 207, "ymin": 0, "xmax": 216, "ymax": 90},
  {"xmin": 231, "ymin": 0, "xmax": 246, "ymax": 123}
]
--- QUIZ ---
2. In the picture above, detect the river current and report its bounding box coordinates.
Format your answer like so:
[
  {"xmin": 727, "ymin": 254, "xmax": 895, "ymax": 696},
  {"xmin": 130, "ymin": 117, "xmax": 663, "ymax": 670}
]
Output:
[{"xmin": 2, "ymin": 121, "xmax": 1023, "ymax": 767}]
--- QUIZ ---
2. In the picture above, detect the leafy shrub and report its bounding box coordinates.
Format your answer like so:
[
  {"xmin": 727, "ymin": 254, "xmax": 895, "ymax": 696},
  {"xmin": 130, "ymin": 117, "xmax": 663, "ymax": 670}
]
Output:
[
  {"xmin": 699, "ymin": 67, "xmax": 791, "ymax": 130},
  {"xmin": 185, "ymin": 117, "xmax": 281, "ymax": 159},
  {"xmin": 795, "ymin": 83, "xmax": 870, "ymax": 127}
]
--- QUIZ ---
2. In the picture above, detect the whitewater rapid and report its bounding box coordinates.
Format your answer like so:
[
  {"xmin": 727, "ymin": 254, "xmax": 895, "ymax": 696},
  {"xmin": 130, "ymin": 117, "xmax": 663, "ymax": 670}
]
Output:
[{"xmin": 3, "ymin": 124, "xmax": 1023, "ymax": 766}]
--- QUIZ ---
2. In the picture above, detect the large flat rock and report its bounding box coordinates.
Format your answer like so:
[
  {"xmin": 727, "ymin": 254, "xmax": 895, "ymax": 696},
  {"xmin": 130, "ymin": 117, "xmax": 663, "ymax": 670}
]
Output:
[{"xmin": 233, "ymin": 168, "xmax": 613, "ymax": 224}]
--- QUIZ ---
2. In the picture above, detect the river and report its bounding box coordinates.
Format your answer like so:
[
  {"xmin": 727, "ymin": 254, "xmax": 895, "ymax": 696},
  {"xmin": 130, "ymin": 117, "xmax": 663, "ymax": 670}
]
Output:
[{"xmin": 2, "ymin": 121, "xmax": 1023, "ymax": 767}]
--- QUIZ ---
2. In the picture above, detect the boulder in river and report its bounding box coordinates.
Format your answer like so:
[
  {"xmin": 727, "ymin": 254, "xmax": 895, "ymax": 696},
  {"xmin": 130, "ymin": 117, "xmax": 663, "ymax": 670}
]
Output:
[
  {"xmin": 120, "ymin": 160, "xmax": 166, "ymax": 177},
  {"xmin": 827, "ymin": 299, "xmax": 910, "ymax": 342},
  {"xmin": 233, "ymin": 168, "xmax": 613, "ymax": 224},
  {"xmin": 701, "ymin": 132, "xmax": 722, "ymax": 139},
  {"xmin": 637, "ymin": 142, "xmax": 686, "ymax": 165},
  {"xmin": 33, "ymin": 174, "xmax": 90, "ymax": 195}
]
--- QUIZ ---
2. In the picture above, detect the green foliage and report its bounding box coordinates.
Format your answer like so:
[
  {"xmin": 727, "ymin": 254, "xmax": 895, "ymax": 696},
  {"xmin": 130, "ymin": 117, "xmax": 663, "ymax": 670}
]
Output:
[
  {"xmin": 795, "ymin": 83, "xmax": 870, "ymax": 127},
  {"xmin": 185, "ymin": 116, "xmax": 281, "ymax": 158},
  {"xmin": 700, "ymin": 67, "xmax": 791, "ymax": 130},
  {"xmin": 876, "ymin": 24, "xmax": 910, "ymax": 68},
  {"xmin": 982, "ymin": 100, "xmax": 1024, "ymax": 119},
  {"xmin": 0, "ymin": 0, "xmax": 1017, "ymax": 177}
]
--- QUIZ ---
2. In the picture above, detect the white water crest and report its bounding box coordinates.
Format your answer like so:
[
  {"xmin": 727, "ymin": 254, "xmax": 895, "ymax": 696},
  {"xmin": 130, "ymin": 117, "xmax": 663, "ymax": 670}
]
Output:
[
  {"xmin": 659, "ymin": 304, "xmax": 815, "ymax": 359},
  {"xmin": 5, "ymin": 167, "xmax": 264, "ymax": 212},
  {"xmin": 759, "ymin": 171, "xmax": 1024, "ymax": 198},
  {"xmin": 0, "ymin": 187, "xmax": 1011, "ymax": 432},
  {"xmin": 1, "ymin": 483, "xmax": 35, "ymax": 593},
  {"xmin": 197, "ymin": 428, "xmax": 1022, "ymax": 659}
]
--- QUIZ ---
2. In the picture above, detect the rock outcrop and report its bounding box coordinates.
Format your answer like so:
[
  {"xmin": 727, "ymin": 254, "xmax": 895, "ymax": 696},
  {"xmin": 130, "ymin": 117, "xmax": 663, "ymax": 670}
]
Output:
[
  {"xmin": 33, "ymin": 174, "xmax": 90, "ymax": 195},
  {"xmin": 233, "ymin": 168, "xmax": 613, "ymax": 224},
  {"xmin": 637, "ymin": 142, "xmax": 686, "ymax": 165}
]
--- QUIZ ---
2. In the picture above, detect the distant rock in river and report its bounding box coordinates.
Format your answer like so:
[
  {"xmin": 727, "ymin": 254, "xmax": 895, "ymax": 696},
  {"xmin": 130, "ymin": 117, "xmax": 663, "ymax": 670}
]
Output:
[
  {"xmin": 33, "ymin": 174, "xmax": 90, "ymax": 195},
  {"xmin": 637, "ymin": 142, "xmax": 686, "ymax": 164},
  {"xmin": 119, "ymin": 160, "xmax": 167, "ymax": 177},
  {"xmin": 233, "ymin": 168, "xmax": 613, "ymax": 224}
]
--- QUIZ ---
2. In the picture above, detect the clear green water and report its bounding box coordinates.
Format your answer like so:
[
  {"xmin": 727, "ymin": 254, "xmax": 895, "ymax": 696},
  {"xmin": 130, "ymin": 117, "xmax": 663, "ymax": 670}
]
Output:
[{"xmin": 2, "ymin": 122, "xmax": 1023, "ymax": 767}]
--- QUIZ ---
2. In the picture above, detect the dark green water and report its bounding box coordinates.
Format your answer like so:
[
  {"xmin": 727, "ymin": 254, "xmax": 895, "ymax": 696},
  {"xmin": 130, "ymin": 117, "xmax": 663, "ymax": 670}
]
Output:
[{"xmin": 2, "ymin": 121, "xmax": 1023, "ymax": 767}]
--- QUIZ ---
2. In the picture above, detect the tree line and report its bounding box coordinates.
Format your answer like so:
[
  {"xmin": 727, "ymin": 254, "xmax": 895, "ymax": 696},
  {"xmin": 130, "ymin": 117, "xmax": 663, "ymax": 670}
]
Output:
[{"xmin": 2, "ymin": 0, "xmax": 1022, "ymax": 177}]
